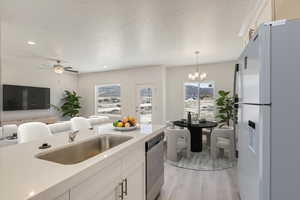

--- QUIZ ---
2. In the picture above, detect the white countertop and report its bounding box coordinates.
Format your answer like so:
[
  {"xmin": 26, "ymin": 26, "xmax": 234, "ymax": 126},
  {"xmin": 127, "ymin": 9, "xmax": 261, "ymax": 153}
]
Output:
[{"xmin": 0, "ymin": 123, "xmax": 165, "ymax": 200}]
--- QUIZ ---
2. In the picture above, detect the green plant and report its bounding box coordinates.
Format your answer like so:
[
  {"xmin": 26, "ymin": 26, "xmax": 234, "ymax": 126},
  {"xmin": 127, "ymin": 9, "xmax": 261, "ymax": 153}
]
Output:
[
  {"xmin": 215, "ymin": 90, "xmax": 234, "ymax": 127},
  {"xmin": 52, "ymin": 90, "xmax": 81, "ymax": 118}
]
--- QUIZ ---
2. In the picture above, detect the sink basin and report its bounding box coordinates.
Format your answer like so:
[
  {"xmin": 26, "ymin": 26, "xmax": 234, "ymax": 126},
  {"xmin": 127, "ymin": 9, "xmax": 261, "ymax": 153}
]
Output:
[{"xmin": 36, "ymin": 134, "xmax": 133, "ymax": 165}]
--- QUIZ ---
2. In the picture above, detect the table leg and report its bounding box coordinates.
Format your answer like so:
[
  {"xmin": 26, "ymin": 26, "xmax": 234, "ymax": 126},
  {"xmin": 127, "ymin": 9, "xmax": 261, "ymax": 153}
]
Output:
[
  {"xmin": 188, "ymin": 127, "xmax": 203, "ymax": 152},
  {"xmin": 206, "ymin": 128, "xmax": 213, "ymax": 148}
]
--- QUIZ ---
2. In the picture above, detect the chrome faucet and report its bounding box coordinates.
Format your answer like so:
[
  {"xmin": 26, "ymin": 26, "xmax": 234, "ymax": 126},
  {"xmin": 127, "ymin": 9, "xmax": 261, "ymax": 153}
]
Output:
[{"xmin": 69, "ymin": 130, "xmax": 79, "ymax": 143}]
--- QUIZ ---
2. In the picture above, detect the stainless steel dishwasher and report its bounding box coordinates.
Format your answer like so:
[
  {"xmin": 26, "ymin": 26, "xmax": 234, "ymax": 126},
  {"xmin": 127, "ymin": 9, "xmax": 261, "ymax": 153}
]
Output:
[{"xmin": 145, "ymin": 132, "xmax": 164, "ymax": 200}]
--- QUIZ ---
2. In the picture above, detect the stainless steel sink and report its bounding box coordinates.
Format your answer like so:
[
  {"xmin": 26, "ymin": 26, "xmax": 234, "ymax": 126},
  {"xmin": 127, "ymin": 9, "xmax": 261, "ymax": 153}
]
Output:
[{"xmin": 36, "ymin": 134, "xmax": 133, "ymax": 165}]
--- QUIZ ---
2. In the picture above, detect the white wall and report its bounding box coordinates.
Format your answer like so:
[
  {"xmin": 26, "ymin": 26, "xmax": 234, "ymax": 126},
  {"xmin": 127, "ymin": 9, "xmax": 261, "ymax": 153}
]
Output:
[
  {"xmin": 78, "ymin": 66, "xmax": 166, "ymax": 124},
  {"xmin": 241, "ymin": 0, "xmax": 273, "ymax": 45},
  {"xmin": 166, "ymin": 61, "xmax": 235, "ymax": 121},
  {"xmin": 0, "ymin": 58, "xmax": 234, "ymax": 124},
  {"xmin": 78, "ymin": 61, "xmax": 235, "ymax": 124},
  {"xmin": 1, "ymin": 58, "xmax": 78, "ymax": 121}
]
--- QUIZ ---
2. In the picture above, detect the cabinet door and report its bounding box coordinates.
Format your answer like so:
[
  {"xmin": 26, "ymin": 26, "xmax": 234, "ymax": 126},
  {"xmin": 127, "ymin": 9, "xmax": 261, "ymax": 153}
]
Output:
[
  {"xmin": 89, "ymin": 181, "xmax": 121, "ymax": 200},
  {"xmin": 124, "ymin": 162, "xmax": 145, "ymax": 200},
  {"xmin": 275, "ymin": 0, "xmax": 300, "ymax": 20},
  {"xmin": 70, "ymin": 160, "xmax": 122, "ymax": 200}
]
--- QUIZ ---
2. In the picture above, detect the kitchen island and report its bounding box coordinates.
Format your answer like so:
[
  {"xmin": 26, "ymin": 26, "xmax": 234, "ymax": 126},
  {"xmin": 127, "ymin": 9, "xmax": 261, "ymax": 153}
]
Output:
[{"xmin": 0, "ymin": 124, "xmax": 165, "ymax": 200}]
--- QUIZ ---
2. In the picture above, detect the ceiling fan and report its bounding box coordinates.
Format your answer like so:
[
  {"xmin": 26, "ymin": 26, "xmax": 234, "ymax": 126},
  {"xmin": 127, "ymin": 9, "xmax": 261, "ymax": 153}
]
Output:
[{"xmin": 41, "ymin": 60, "xmax": 79, "ymax": 74}]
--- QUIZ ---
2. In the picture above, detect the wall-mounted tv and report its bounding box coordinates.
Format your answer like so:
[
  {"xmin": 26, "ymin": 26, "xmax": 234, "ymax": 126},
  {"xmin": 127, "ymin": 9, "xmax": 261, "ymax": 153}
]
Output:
[{"xmin": 3, "ymin": 84, "xmax": 50, "ymax": 111}]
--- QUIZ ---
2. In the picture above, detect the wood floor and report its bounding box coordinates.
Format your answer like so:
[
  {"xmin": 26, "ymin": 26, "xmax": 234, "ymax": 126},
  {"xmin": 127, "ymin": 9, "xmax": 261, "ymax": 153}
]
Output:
[{"xmin": 158, "ymin": 163, "xmax": 240, "ymax": 200}]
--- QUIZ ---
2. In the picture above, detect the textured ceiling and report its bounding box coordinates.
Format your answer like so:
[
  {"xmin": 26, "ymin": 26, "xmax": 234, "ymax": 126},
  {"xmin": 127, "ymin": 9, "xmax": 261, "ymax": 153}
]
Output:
[{"xmin": 2, "ymin": 0, "xmax": 254, "ymax": 73}]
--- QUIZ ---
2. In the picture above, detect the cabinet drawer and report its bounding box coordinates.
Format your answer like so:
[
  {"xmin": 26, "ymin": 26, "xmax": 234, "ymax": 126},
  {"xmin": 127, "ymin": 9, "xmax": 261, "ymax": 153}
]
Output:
[{"xmin": 70, "ymin": 160, "xmax": 121, "ymax": 200}]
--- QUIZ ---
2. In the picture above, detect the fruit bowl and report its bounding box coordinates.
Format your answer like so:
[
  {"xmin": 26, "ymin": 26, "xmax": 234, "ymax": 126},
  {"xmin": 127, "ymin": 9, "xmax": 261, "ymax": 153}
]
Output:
[
  {"xmin": 113, "ymin": 116, "xmax": 137, "ymax": 131},
  {"xmin": 114, "ymin": 126, "xmax": 137, "ymax": 131}
]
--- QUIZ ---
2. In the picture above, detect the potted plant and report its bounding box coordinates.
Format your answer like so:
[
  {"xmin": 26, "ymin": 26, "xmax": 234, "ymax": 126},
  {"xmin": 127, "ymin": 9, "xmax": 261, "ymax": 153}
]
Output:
[
  {"xmin": 215, "ymin": 90, "xmax": 234, "ymax": 127},
  {"xmin": 52, "ymin": 90, "xmax": 81, "ymax": 119}
]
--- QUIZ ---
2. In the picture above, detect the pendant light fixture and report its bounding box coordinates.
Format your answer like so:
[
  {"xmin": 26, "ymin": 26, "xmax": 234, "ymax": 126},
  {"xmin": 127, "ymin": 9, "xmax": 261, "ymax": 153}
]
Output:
[
  {"xmin": 188, "ymin": 51, "xmax": 207, "ymax": 81},
  {"xmin": 188, "ymin": 51, "xmax": 208, "ymax": 120}
]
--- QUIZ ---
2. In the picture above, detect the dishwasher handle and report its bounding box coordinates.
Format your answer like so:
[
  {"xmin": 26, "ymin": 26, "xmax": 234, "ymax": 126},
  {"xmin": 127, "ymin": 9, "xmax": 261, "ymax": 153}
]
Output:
[{"xmin": 145, "ymin": 132, "xmax": 164, "ymax": 152}]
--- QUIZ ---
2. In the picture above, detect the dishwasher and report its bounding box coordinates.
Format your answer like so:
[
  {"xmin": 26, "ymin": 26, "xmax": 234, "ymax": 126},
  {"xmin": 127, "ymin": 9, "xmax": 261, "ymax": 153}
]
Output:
[{"xmin": 145, "ymin": 132, "xmax": 164, "ymax": 200}]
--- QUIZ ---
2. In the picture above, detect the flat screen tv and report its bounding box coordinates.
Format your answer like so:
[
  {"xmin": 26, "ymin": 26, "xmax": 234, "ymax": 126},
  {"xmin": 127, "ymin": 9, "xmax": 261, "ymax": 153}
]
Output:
[{"xmin": 3, "ymin": 84, "xmax": 50, "ymax": 111}]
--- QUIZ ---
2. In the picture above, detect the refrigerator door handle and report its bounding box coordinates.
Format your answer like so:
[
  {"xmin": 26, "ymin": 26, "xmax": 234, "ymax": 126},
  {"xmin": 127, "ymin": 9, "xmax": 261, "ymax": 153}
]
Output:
[
  {"xmin": 233, "ymin": 63, "xmax": 239, "ymax": 102},
  {"xmin": 244, "ymin": 56, "xmax": 248, "ymax": 70},
  {"xmin": 233, "ymin": 63, "xmax": 240, "ymax": 120},
  {"xmin": 233, "ymin": 63, "xmax": 240, "ymax": 158}
]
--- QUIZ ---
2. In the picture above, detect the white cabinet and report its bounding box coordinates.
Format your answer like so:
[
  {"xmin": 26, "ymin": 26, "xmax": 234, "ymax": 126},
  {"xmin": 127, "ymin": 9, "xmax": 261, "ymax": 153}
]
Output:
[
  {"xmin": 69, "ymin": 144, "xmax": 145, "ymax": 200},
  {"xmin": 122, "ymin": 162, "xmax": 145, "ymax": 200},
  {"xmin": 121, "ymin": 143, "xmax": 145, "ymax": 200},
  {"xmin": 70, "ymin": 160, "xmax": 122, "ymax": 200}
]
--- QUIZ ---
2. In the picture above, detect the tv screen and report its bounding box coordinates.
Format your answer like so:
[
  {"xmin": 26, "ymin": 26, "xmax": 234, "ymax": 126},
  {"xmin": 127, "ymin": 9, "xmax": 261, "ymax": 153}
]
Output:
[{"xmin": 3, "ymin": 85, "xmax": 50, "ymax": 111}]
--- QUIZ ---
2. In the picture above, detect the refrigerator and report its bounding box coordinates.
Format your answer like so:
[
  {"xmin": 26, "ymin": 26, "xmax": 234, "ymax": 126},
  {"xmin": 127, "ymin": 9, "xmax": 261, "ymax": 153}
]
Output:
[{"xmin": 236, "ymin": 19, "xmax": 300, "ymax": 200}]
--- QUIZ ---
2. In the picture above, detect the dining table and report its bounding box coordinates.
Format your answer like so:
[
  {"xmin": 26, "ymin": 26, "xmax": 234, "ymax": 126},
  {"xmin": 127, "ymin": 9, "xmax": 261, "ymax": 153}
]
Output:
[{"xmin": 173, "ymin": 120, "xmax": 218, "ymax": 152}]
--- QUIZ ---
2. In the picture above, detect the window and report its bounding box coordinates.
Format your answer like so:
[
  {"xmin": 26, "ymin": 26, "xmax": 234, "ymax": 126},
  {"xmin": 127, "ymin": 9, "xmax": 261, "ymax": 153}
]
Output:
[
  {"xmin": 95, "ymin": 84, "xmax": 121, "ymax": 116},
  {"xmin": 184, "ymin": 82, "xmax": 215, "ymax": 120},
  {"xmin": 138, "ymin": 87, "xmax": 153, "ymax": 124}
]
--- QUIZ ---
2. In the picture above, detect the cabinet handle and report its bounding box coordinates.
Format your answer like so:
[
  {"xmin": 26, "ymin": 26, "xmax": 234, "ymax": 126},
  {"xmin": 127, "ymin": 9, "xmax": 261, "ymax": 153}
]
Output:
[
  {"xmin": 123, "ymin": 178, "xmax": 128, "ymax": 196},
  {"xmin": 119, "ymin": 182, "xmax": 124, "ymax": 200}
]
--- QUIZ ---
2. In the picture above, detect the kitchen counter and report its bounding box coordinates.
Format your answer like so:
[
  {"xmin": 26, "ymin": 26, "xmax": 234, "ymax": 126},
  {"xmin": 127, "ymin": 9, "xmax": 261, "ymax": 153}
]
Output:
[{"xmin": 0, "ymin": 124, "xmax": 165, "ymax": 200}]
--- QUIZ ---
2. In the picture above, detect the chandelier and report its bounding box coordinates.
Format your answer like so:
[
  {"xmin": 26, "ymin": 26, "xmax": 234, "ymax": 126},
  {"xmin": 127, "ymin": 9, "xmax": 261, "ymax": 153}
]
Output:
[
  {"xmin": 188, "ymin": 51, "xmax": 208, "ymax": 121},
  {"xmin": 188, "ymin": 51, "xmax": 207, "ymax": 81}
]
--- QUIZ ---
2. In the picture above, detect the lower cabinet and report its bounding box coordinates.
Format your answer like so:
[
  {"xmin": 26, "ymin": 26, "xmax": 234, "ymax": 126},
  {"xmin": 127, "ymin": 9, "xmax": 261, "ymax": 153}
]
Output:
[
  {"xmin": 123, "ymin": 162, "xmax": 145, "ymax": 200},
  {"xmin": 69, "ymin": 146, "xmax": 145, "ymax": 200},
  {"xmin": 70, "ymin": 160, "xmax": 122, "ymax": 200}
]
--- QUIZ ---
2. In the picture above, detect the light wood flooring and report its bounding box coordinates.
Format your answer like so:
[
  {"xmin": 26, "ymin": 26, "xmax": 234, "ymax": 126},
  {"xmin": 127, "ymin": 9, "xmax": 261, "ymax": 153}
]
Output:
[{"xmin": 158, "ymin": 163, "xmax": 240, "ymax": 200}]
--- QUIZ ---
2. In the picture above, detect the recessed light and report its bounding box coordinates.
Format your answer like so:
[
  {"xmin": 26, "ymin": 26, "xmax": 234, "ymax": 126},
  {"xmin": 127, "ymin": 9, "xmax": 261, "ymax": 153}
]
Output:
[
  {"xmin": 103, "ymin": 66, "xmax": 108, "ymax": 68},
  {"xmin": 27, "ymin": 41, "xmax": 36, "ymax": 45}
]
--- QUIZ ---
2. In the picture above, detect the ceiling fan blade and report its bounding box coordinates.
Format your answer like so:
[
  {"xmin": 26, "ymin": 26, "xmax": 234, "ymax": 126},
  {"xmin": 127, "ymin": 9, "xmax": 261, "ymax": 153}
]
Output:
[
  {"xmin": 40, "ymin": 57, "xmax": 68, "ymax": 63},
  {"xmin": 39, "ymin": 63, "xmax": 53, "ymax": 70},
  {"xmin": 40, "ymin": 63, "xmax": 52, "ymax": 67},
  {"xmin": 38, "ymin": 66, "xmax": 52, "ymax": 71},
  {"xmin": 22, "ymin": 54, "xmax": 67, "ymax": 62},
  {"xmin": 65, "ymin": 69, "xmax": 79, "ymax": 73}
]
